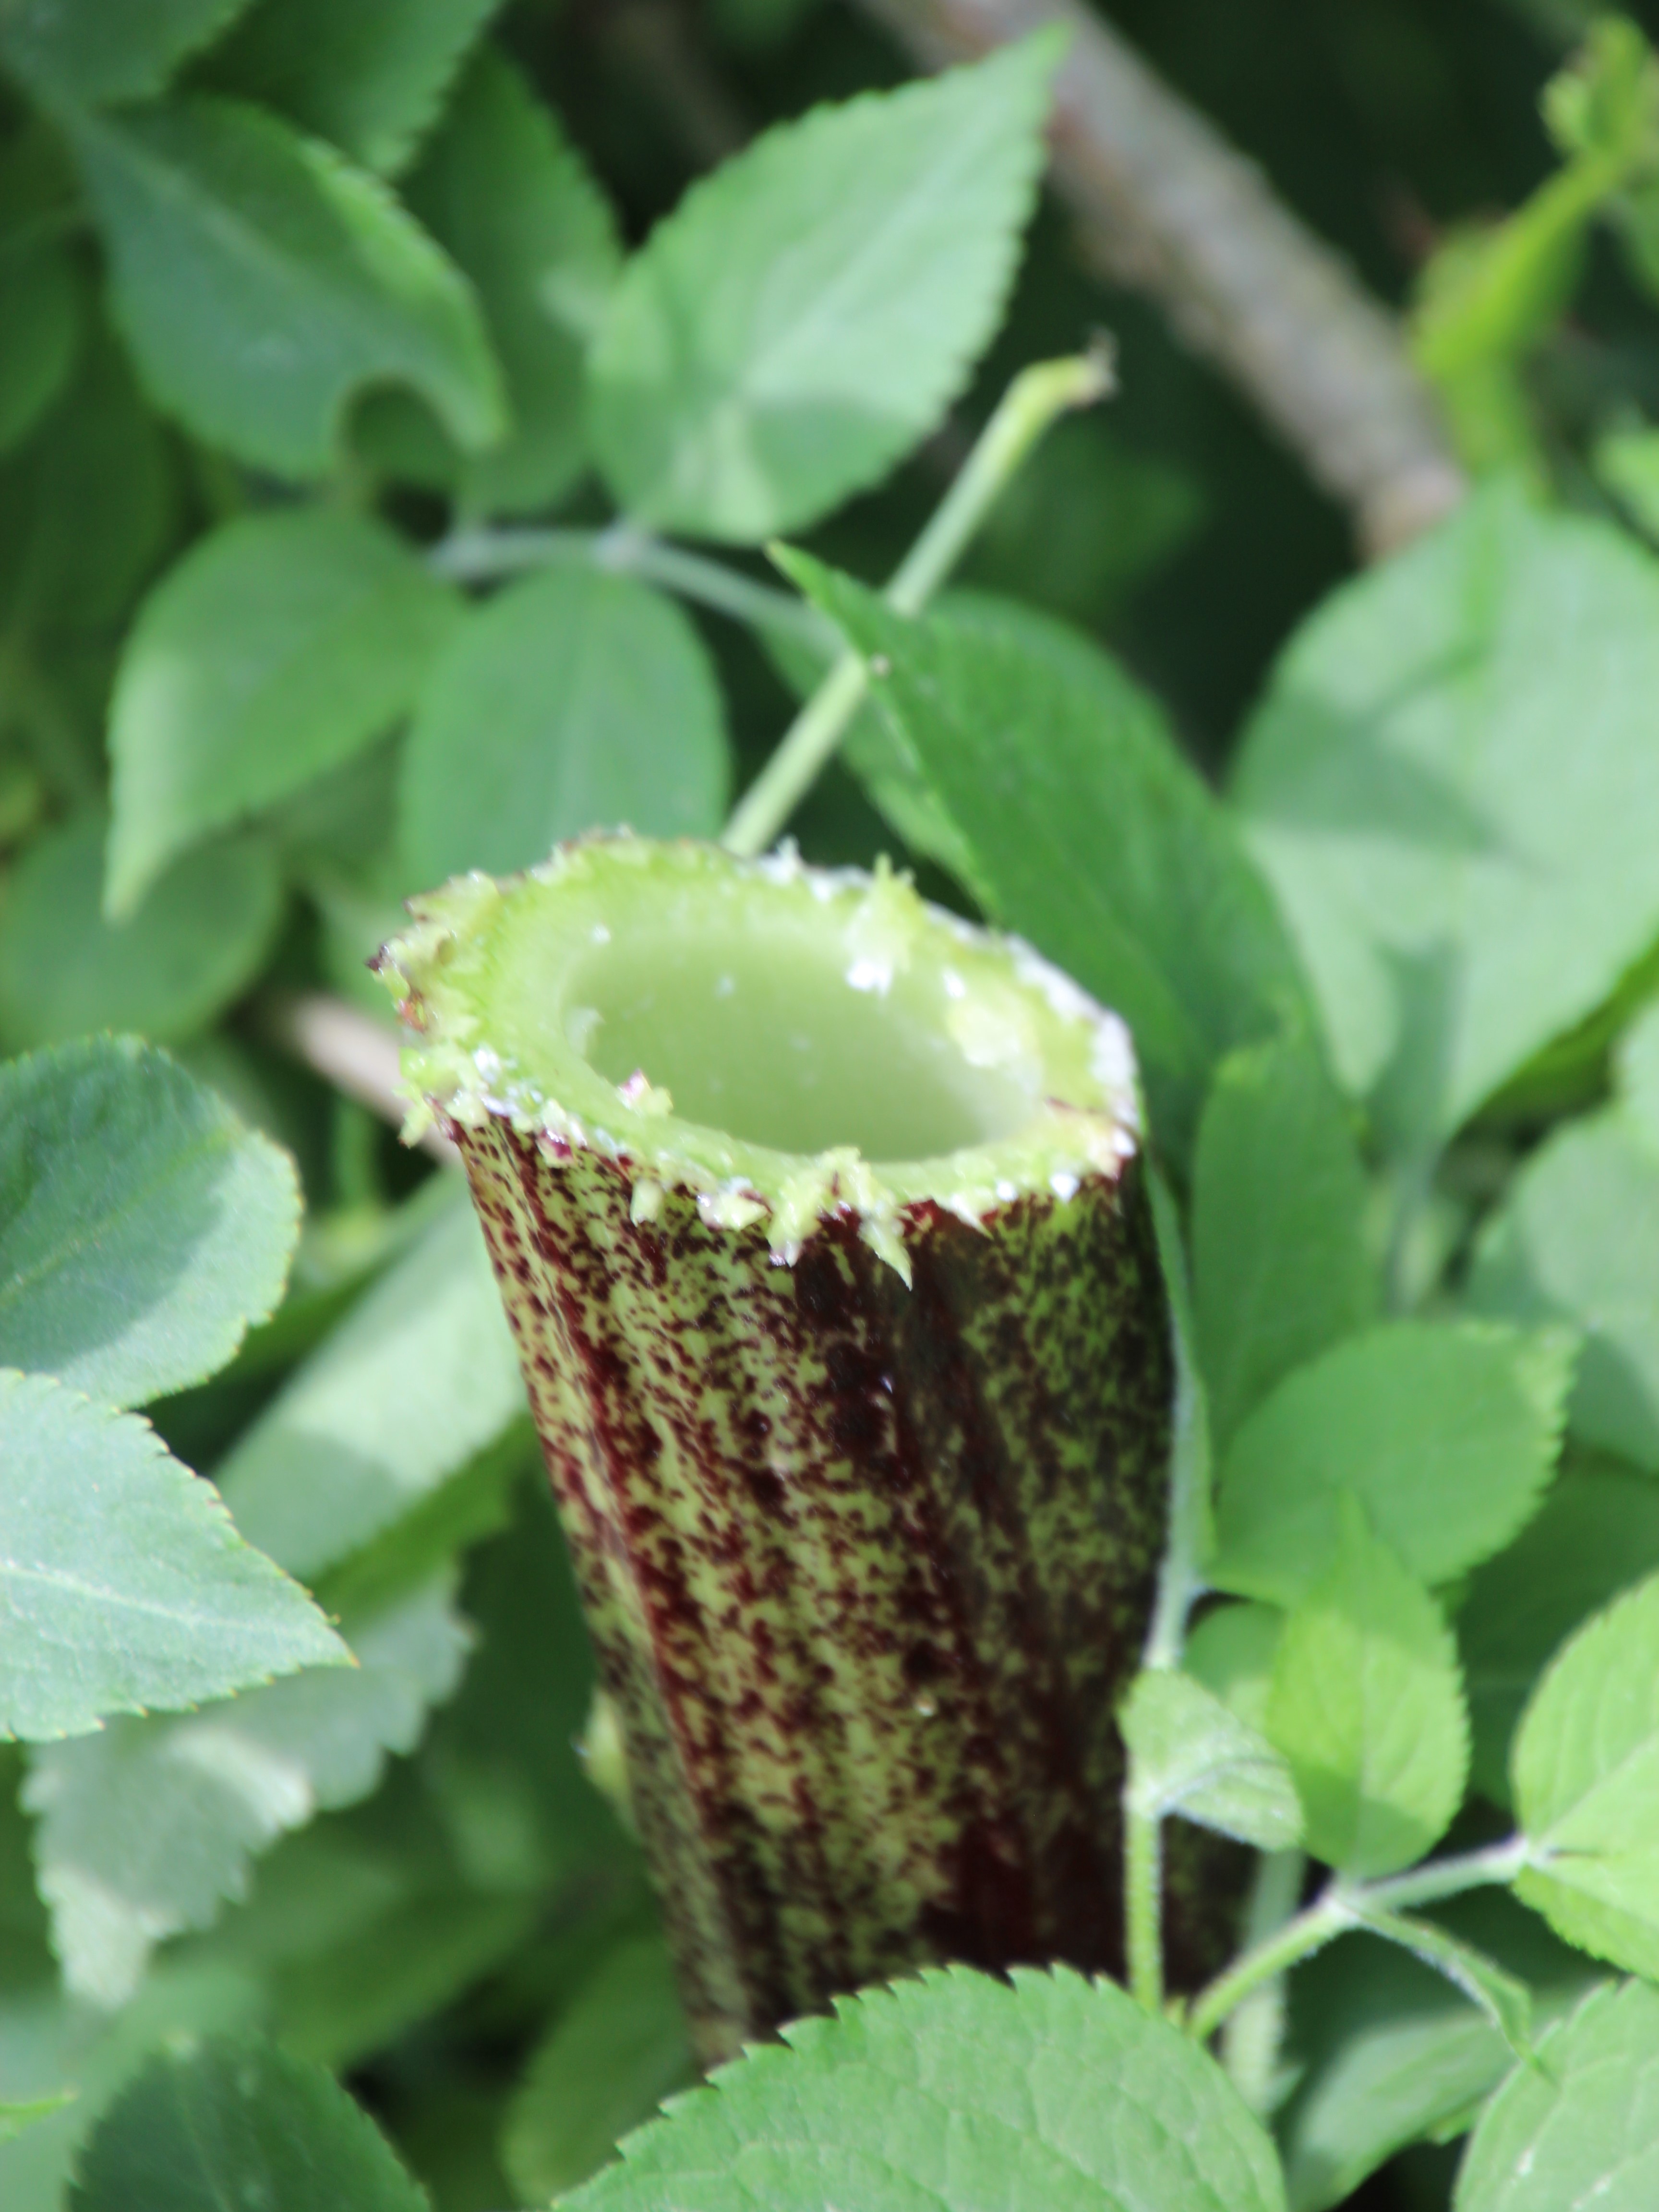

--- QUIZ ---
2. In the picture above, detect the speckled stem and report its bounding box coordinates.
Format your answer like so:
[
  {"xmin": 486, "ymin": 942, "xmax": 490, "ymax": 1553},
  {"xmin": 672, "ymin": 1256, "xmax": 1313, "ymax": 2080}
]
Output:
[{"xmin": 382, "ymin": 842, "xmax": 1175, "ymax": 2061}]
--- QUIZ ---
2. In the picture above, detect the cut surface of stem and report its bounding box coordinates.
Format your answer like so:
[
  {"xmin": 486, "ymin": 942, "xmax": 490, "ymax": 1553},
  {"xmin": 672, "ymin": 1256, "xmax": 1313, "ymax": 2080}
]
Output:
[{"xmin": 381, "ymin": 836, "xmax": 1173, "ymax": 2060}]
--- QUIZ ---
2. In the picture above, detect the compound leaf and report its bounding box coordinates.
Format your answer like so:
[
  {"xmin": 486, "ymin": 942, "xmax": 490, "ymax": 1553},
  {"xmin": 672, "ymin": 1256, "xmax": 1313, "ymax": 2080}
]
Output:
[{"xmin": 589, "ymin": 39, "xmax": 1056, "ymax": 540}]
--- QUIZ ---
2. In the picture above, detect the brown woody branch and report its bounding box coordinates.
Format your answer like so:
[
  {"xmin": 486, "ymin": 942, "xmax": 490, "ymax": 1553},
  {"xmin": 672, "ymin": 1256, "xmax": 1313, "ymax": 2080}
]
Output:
[{"xmin": 849, "ymin": 0, "xmax": 1467, "ymax": 554}]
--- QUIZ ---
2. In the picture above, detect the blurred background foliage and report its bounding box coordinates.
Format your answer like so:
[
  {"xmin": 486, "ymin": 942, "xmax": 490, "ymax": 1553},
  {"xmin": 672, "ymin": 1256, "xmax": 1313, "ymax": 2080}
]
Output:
[{"xmin": 3, "ymin": 0, "xmax": 1659, "ymax": 2207}]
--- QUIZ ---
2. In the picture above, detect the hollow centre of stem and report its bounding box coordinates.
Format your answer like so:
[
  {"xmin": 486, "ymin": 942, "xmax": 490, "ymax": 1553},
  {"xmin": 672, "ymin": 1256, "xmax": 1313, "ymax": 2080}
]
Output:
[{"xmin": 568, "ymin": 926, "xmax": 1030, "ymax": 1160}]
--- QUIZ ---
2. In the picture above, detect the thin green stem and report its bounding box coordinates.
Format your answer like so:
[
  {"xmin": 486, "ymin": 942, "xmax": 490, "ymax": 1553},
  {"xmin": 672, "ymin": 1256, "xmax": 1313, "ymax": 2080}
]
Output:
[
  {"xmin": 428, "ymin": 523, "xmax": 833, "ymax": 655},
  {"xmin": 1220, "ymin": 1849, "xmax": 1305, "ymax": 2113},
  {"xmin": 721, "ymin": 346, "xmax": 1115, "ymax": 860},
  {"xmin": 1185, "ymin": 1836, "xmax": 1530, "ymax": 2046},
  {"xmin": 1140, "ymin": 1170, "xmax": 1211, "ymax": 1673},
  {"xmin": 1124, "ymin": 1803, "xmax": 1164, "ymax": 2013}
]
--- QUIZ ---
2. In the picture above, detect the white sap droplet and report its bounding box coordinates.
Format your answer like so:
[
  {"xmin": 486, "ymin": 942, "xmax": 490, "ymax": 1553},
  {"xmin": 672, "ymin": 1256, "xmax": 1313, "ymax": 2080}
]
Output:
[
  {"xmin": 590, "ymin": 922, "xmax": 611, "ymax": 943},
  {"xmin": 913, "ymin": 1695, "xmax": 938, "ymax": 1718},
  {"xmin": 1050, "ymin": 1171, "xmax": 1081, "ymax": 1202},
  {"xmin": 845, "ymin": 956, "xmax": 891, "ymax": 994}
]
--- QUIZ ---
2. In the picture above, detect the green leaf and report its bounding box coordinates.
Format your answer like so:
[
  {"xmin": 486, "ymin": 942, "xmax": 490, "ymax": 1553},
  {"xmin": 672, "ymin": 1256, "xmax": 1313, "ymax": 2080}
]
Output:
[
  {"xmin": 1619, "ymin": 998, "xmax": 1659, "ymax": 1140},
  {"xmin": 210, "ymin": 0, "xmax": 500, "ymax": 175},
  {"xmin": 1279, "ymin": 1894, "xmax": 1592, "ymax": 2212},
  {"xmin": 0, "ymin": 179, "xmax": 79, "ymax": 457},
  {"xmin": 0, "ymin": 1959, "xmax": 264, "ymax": 2212},
  {"xmin": 502, "ymin": 1934, "xmax": 693, "ymax": 2204},
  {"xmin": 1233, "ymin": 483, "xmax": 1659, "ymax": 1157},
  {"xmin": 0, "ymin": 1369, "xmax": 345, "ymax": 1744},
  {"xmin": 382, "ymin": 47, "xmax": 622, "ymax": 515},
  {"xmin": 0, "ymin": 328, "xmax": 173, "ymax": 638},
  {"xmin": 1191, "ymin": 1032, "xmax": 1378, "ymax": 1448},
  {"xmin": 0, "ymin": 0, "xmax": 252, "ymax": 108},
  {"xmin": 69, "ymin": 2033, "xmax": 427, "ymax": 2212},
  {"xmin": 564, "ymin": 1963, "xmax": 1287, "ymax": 2212},
  {"xmin": 1121, "ymin": 1668, "xmax": 1302, "ymax": 1850},
  {"xmin": 1513, "ymin": 1570, "xmax": 1659, "ymax": 1979},
  {"xmin": 0, "ymin": 2099, "xmax": 72, "ymax": 2147},
  {"xmin": 1459, "ymin": 1467, "xmax": 1659, "ymax": 1807},
  {"xmin": 0, "ymin": 1036, "xmax": 299, "ymax": 1408},
  {"xmin": 1350, "ymin": 1909, "xmax": 1534, "ymax": 2058},
  {"xmin": 1184, "ymin": 1601, "xmax": 1283, "ymax": 1736},
  {"xmin": 25, "ymin": 1576, "xmax": 468, "ymax": 2005},
  {"xmin": 72, "ymin": 94, "xmax": 505, "ymax": 479},
  {"xmin": 784, "ymin": 557, "xmax": 1308, "ymax": 1166},
  {"xmin": 0, "ymin": 815, "xmax": 282, "ymax": 1051},
  {"xmin": 107, "ymin": 510, "xmax": 459, "ymax": 918},
  {"xmin": 1212, "ymin": 1320, "xmax": 1575, "ymax": 1607},
  {"xmin": 397, "ymin": 566, "xmax": 729, "ymax": 887},
  {"xmin": 1455, "ymin": 1978, "xmax": 1659, "ymax": 2211},
  {"xmin": 1468, "ymin": 1104, "xmax": 1659, "ymax": 1472},
  {"xmin": 216, "ymin": 1195, "xmax": 525, "ymax": 1585},
  {"xmin": 1266, "ymin": 1499, "xmax": 1468, "ymax": 1877},
  {"xmin": 589, "ymin": 38, "xmax": 1056, "ymax": 541}
]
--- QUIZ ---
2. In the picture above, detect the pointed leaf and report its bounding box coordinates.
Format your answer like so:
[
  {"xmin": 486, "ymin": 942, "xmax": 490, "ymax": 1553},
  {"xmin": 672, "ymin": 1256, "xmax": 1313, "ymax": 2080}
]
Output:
[
  {"xmin": 69, "ymin": 2033, "xmax": 427, "ymax": 2212},
  {"xmin": 0, "ymin": 1036, "xmax": 299, "ymax": 1408},
  {"xmin": 1213, "ymin": 1321, "xmax": 1574, "ymax": 1607},
  {"xmin": 1234, "ymin": 484, "xmax": 1659, "ymax": 1156},
  {"xmin": 1469, "ymin": 1103, "xmax": 1659, "ymax": 1472},
  {"xmin": 1122, "ymin": 1668, "xmax": 1302, "ymax": 1850},
  {"xmin": 502, "ymin": 1934, "xmax": 693, "ymax": 2204},
  {"xmin": 209, "ymin": 0, "xmax": 501, "ymax": 174},
  {"xmin": 215, "ymin": 1196, "xmax": 525, "ymax": 1585},
  {"xmin": 25, "ymin": 1577, "xmax": 468, "ymax": 2005},
  {"xmin": 0, "ymin": 815, "xmax": 281, "ymax": 1052},
  {"xmin": 1349, "ymin": 1908, "xmax": 1533, "ymax": 2058},
  {"xmin": 1455, "ymin": 1979, "xmax": 1659, "ymax": 2212},
  {"xmin": 1192, "ymin": 1032, "xmax": 1377, "ymax": 1447},
  {"xmin": 0, "ymin": 0, "xmax": 252, "ymax": 107},
  {"xmin": 73, "ymin": 94, "xmax": 504, "ymax": 477},
  {"xmin": 589, "ymin": 39, "xmax": 1056, "ymax": 540},
  {"xmin": 1267, "ymin": 1501, "xmax": 1468, "ymax": 1878},
  {"xmin": 785, "ymin": 555, "xmax": 1307, "ymax": 1165},
  {"xmin": 381, "ymin": 47, "xmax": 622, "ymax": 514},
  {"xmin": 397, "ymin": 565, "xmax": 728, "ymax": 887},
  {"xmin": 1459, "ymin": 1467, "xmax": 1659, "ymax": 1808},
  {"xmin": 107, "ymin": 509, "xmax": 459, "ymax": 917},
  {"xmin": 1513, "ymin": 1571, "xmax": 1659, "ymax": 1979},
  {"xmin": 0, "ymin": 1370, "xmax": 345, "ymax": 1744},
  {"xmin": 565, "ymin": 1963, "xmax": 1287, "ymax": 2212}
]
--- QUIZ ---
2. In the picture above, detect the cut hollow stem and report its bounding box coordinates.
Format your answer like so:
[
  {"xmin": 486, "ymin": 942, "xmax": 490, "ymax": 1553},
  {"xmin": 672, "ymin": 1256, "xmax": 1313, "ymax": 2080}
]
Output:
[{"xmin": 382, "ymin": 836, "xmax": 1172, "ymax": 2062}]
